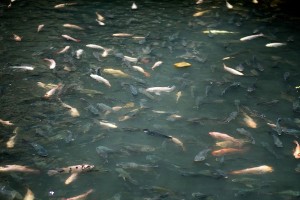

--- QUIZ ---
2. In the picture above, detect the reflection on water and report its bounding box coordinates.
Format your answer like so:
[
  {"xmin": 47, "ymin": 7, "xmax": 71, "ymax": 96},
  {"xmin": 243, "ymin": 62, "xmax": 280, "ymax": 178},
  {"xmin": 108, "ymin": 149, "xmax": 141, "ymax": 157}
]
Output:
[{"xmin": 1, "ymin": 0, "xmax": 300, "ymax": 199}]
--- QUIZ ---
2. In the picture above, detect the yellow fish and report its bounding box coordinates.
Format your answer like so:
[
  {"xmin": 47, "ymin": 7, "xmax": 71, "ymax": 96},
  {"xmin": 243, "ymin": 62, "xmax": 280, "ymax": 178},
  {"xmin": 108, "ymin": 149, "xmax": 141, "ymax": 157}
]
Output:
[
  {"xmin": 174, "ymin": 62, "xmax": 191, "ymax": 68},
  {"xmin": 103, "ymin": 68, "xmax": 130, "ymax": 78}
]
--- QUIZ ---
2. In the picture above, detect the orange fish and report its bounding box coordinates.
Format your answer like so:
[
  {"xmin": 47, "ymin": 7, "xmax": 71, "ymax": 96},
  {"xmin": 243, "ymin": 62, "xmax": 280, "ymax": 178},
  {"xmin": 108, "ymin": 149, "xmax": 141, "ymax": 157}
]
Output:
[
  {"xmin": 211, "ymin": 148, "xmax": 245, "ymax": 156},
  {"xmin": 230, "ymin": 165, "xmax": 273, "ymax": 175},
  {"xmin": 293, "ymin": 140, "xmax": 300, "ymax": 159}
]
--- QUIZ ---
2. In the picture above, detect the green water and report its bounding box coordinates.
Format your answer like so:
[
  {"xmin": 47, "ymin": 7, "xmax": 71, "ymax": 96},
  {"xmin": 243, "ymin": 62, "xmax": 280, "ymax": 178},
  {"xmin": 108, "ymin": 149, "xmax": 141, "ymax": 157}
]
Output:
[{"xmin": 1, "ymin": 0, "xmax": 300, "ymax": 199}]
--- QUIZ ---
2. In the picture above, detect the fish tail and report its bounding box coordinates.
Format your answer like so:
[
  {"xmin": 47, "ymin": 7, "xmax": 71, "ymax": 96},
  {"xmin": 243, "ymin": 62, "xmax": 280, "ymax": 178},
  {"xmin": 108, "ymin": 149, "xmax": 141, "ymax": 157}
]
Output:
[
  {"xmin": 47, "ymin": 170, "xmax": 58, "ymax": 176},
  {"xmin": 75, "ymin": 39, "xmax": 81, "ymax": 42},
  {"xmin": 143, "ymin": 71, "xmax": 151, "ymax": 77}
]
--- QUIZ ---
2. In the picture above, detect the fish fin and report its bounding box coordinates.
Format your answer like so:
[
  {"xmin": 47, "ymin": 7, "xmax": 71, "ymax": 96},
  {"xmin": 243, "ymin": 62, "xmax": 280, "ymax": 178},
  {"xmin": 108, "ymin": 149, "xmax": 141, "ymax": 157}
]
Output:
[{"xmin": 155, "ymin": 92, "xmax": 161, "ymax": 95}]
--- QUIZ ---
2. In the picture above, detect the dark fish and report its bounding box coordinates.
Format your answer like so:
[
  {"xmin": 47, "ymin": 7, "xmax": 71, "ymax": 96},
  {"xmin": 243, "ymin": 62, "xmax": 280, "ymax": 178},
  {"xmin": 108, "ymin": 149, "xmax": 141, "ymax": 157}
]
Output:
[
  {"xmin": 143, "ymin": 129, "xmax": 172, "ymax": 139},
  {"xmin": 28, "ymin": 141, "xmax": 48, "ymax": 157},
  {"xmin": 221, "ymin": 82, "xmax": 240, "ymax": 96},
  {"xmin": 129, "ymin": 84, "xmax": 138, "ymax": 96}
]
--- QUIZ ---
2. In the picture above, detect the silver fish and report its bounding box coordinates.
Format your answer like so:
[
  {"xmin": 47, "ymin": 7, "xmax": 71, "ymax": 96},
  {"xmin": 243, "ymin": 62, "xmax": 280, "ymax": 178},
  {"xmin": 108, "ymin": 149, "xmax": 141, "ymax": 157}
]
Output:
[
  {"xmin": 265, "ymin": 42, "xmax": 287, "ymax": 47},
  {"xmin": 224, "ymin": 111, "xmax": 238, "ymax": 123},
  {"xmin": 271, "ymin": 132, "xmax": 283, "ymax": 148},
  {"xmin": 116, "ymin": 162, "xmax": 158, "ymax": 171},
  {"xmin": 194, "ymin": 148, "xmax": 211, "ymax": 162},
  {"xmin": 240, "ymin": 33, "xmax": 264, "ymax": 41}
]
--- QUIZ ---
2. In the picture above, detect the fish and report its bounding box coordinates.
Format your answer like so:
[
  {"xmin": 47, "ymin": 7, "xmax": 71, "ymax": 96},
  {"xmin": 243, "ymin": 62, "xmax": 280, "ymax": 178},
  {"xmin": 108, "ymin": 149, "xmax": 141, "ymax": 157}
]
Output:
[
  {"xmin": 221, "ymin": 82, "xmax": 240, "ymax": 96},
  {"xmin": 96, "ymin": 19, "xmax": 105, "ymax": 26},
  {"xmin": 116, "ymin": 162, "xmax": 158, "ymax": 171},
  {"xmin": 242, "ymin": 111, "xmax": 257, "ymax": 128},
  {"xmin": 138, "ymin": 88, "xmax": 155, "ymax": 99},
  {"xmin": 211, "ymin": 148, "xmax": 245, "ymax": 156},
  {"xmin": 86, "ymin": 44, "xmax": 105, "ymax": 50},
  {"xmin": 6, "ymin": 132, "xmax": 17, "ymax": 148},
  {"xmin": 61, "ymin": 189, "xmax": 93, "ymax": 200},
  {"xmin": 43, "ymin": 58, "xmax": 56, "ymax": 69},
  {"xmin": 47, "ymin": 164, "xmax": 94, "ymax": 176},
  {"xmin": 240, "ymin": 33, "xmax": 264, "ymax": 41},
  {"xmin": 60, "ymin": 100, "xmax": 80, "ymax": 117},
  {"xmin": 265, "ymin": 42, "xmax": 287, "ymax": 47},
  {"xmin": 209, "ymin": 132, "xmax": 240, "ymax": 143},
  {"xmin": 236, "ymin": 128, "xmax": 255, "ymax": 144},
  {"xmin": 0, "ymin": 119, "xmax": 13, "ymax": 126},
  {"xmin": 131, "ymin": 2, "xmax": 137, "ymax": 10},
  {"xmin": 12, "ymin": 33, "xmax": 22, "ymax": 41},
  {"xmin": 75, "ymin": 49, "xmax": 83, "ymax": 59},
  {"xmin": 54, "ymin": 2, "xmax": 77, "ymax": 8},
  {"xmin": 103, "ymin": 68, "xmax": 130, "ymax": 78},
  {"xmin": 143, "ymin": 129, "xmax": 172, "ymax": 139},
  {"xmin": 271, "ymin": 132, "xmax": 283, "ymax": 148},
  {"xmin": 123, "ymin": 55, "xmax": 138, "ymax": 63},
  {"xmin": 223, "ymin": 111, "xmax": 238, "ymax": 123},
  {"xmin": 193, "ymin": 10, "xmax": 210, "ymax": 17},
  {"xmin": 146, "ymin": 85, "xmax": 176, "ymax": 95},
  {"xmin": 37, "ymin": 24, "xmax": 44, "ymax": 32},
  {"xmin": 97, "ymin": 120, "xmax": 118, "ymax": 129},
  {"xmin": 226, "ymin": 1, "xmax": 233, "ymax": 9},
  {"xmin": 10, "ymin": 66, "xmax": 34, "ymax": 71},
  {"xmin": 43, "ymin": 83, "xmax": 62, "ymax": 99},
  {"xmin": 56, "ymin": 45, "xmax": 70, "ymax": 54},
  {"xmin": 23, "ymin": 188, "xmax": 35, "ymax": 200},
  {"xmin": 132, "ymin": 65, "xmax": 150, "ymax": 77},
  {"xmin": 61, "ymin": 34, "xmax": 80, "ymax": 42},
  {"xmin": 112, "ymin": 33, "xmax": 133, "ymax": 37},
  {"xmin": 170, "ymin": 136, "xmax": 186, "ymax": 151},
  {"xmin": 121, "ymin": 143, "xmax": 155, "ymax": 153},
  {"xmin": 29, "ymin": 142, "xmax": 48, "ymax": 157},
  {"xmin": 229, "ymin": 165, "xmax": 274, "ymax": 175},
  {"xmin": 63, "ymin": 23, "xmax": 84, "ymax": 30},
  {"xmin": 194, "ymin": 148, "xmax": 211, "ymax": 162},
  {"xmin": 65, "ymin": 172, "xmax": 78, "ymax": 185},
  {"xmin": 96, "ymin": 146, "xmax": 116, "ymax": 160},
  {"xmin": 151, "ymin": 61, "xmax": 163, "ymax": 70},
  {"xmin": 90, "ymin": 74, "xmax": 111, "ymax": 87},
  {"xmin": 95, "ymin": 12, "xmax": 105, "ymax": 21},
  {"xmin": 115, "ymin": 168, "xmax": 138, "ymax": 185},
  {"xmin": 223, "ymin": 63, "xmax": 244, "ymax": 76},
  {"xmin": 293, "ymin": 140, "xmax": 300, "ymax": 159},
  {"xmin": 0, "ymin": 165, "xmax": 40, "ymax": 173},
  {"xmin": 176, "ymin": 91, "xmax": 182, "ymax": 103}
]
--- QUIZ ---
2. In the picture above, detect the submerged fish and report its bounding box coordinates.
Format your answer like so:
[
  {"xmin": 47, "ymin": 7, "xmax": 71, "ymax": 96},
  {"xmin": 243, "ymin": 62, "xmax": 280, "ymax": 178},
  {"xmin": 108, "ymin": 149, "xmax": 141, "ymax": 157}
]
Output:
[
  {"xmin": 240, "ymin": 33, "xmax": 264, "ymax": 41},
  {"xmin": 293, "ymin": 140, "xmax": 300, "ymax": 159},
  {"xmin": 223, "ymin": 63, "xmax": 244, "ymax": 76},
  {"xmin": 63, "ymin": 23, "xmax": 84, "ymax": 30},
  {"xmin": 90, "ymin": 74, "xmax": 111, "ymax": 87},
  {"xmin": 230, "ymin": 165, "xmax": 273, "ymax": 175},
  {"xmin": 61, "ymin": 34, "xmax": 80, "ymax": 42},
  {"xmin": 47, "ymin": 164, "xmax": 94, "ymax": 176},
  {"xmin": 0, "ymin": 165, "xmax": 40, "ymax": 173},
  {"xmin": 194, "ymin": 148, "xmax": 211, "ymax": 162},
  {"xmin": 265, "ymin": 42, "xmax": 287, "ymax": 47},
  {"xmin": 146, "ymin": 86, "xmax": 176, "ymax": 95},
  {"xmin": 103, "ymin": 68, "xmax": 130, "ymax": 78}
]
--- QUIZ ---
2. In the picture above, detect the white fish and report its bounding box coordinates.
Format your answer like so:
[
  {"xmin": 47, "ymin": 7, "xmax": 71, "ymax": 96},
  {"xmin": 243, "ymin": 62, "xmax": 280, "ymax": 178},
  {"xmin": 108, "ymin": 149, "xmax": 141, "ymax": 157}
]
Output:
[
  {"xmin": 132, "ymin": 65, "xmax": 150, "ymax": 77},
  {"xmin": 10, "ymin": 66, "xmax": 34, "ymax": 71},
  {"xmin": 61, "ymin": 34, "xmax": 80, "ymax": 42},
  {"xmin": 90, "ymin": 74, "xmax": 111, "ymax": 87},
  {"xmin": 240, "ymin": 33, "xmax": 264, "ymax": 41},
  {"xmin": 96, "ymin": 19, "xmax": 105, "ymax": 26},
  {"xmin": 124, "ymin": 55, "xmax": 138, "ymax": 63},
  {"xmin": 23, "ymin": 188, "xmax": 35, "ymax": 200},
  {"xmin": 86, "ymin": 44, "xmax": 105, "ymax": 50},
  {"xmin": 151, "ymin": 61, "xmax": 163, "ymax": 70},
  {"xmin": 131, "ymin": 2, "xmax": 138, "ymax": 10},
  {"xmin": 56, "ymin": 45, "xmax": 70, "ymax": 54},
  {"xmin": 95, "ymin": 12, "xmax": 105, "ymax": 21},
  {"xmin": 146, "ymin": 86, "xmax": 176, "ymax": 95},
  {"xmin": 98, "ymin": 120, "xmax": 118, "ymax": 129},
  {"xmin": 37, "ymin": 24, "xmax": 44, "ymax": 32},
  {"xmin": 112, "ymin": 33, "xmax": 133, "ymax": 37},
  {"xmin": 226, "ymin": 1, "xmax": 233, "ymax": 9},
  {"xmin": 44, "ymin": 58, "xmax": 56, "ymax": 69},
  {"xmin": 265, "ymin": 42, "xmax": 287, "ymax": 47},
  {"xmin": 75, "ymin": 49, "xmax": 84, "ymax": 59},
  {"xmin": 223, "ymin": 63, "xmax": 244, "ymax": 76},
  {"xmin": 63, "ymin": 23, "xmax": 84, "ymax": 30}
]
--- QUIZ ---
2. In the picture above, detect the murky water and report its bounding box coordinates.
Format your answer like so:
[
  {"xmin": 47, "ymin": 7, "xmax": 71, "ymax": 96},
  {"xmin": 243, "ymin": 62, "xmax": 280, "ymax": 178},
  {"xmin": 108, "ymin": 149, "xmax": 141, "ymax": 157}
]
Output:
[{"xmin": 1, "ymin": 0, "xmax": 300, "ymax": 199}]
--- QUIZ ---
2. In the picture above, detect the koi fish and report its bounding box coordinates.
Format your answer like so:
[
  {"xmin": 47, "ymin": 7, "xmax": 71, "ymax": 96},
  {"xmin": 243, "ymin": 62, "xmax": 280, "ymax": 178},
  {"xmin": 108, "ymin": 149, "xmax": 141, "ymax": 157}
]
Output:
[
  {"xmin": 223, "ymin": 63, "xmax": 244, "ymax": 76},
  {"xmin": 265, "ymin": 42, "xmax": 287, "ymax": 47},
  {"xmin": 211, "ymin": 148, "xmax": 245, "ymax": 156},
  {"xmin": 86, "ymin": 44, "xmax": 105, "ymax": 50},
  {"xmin": 54, "ymin": 2, "xmax": 77, "ymax": 8},
  {"xmin": 132, "ymin": 65, "xmax": 150, "ymax": 77},
  {"xmin": 294, "ymin": 140, "xmax": 300, "ymax": 159},
  {"xmin": 170, "ymin": 136, "xmax": 186, "ymax": 151},
  {"xmin": 103, "ymin": 68, "xmax": 130, "ymax": 78},
  {"xmin": 10, "ymin": 66, "xmax": 34, "ymax": 71},
  {"xmin": 151, "ymin": 61, "xmax": 163, "ymax": 70},
  {"xmin": 12, "ymin": 34, "xmax": 22, "ymax": 41},
  {"xmin": 65, "ymin": 173, "xmax": 78, "ymax": 185},
  {"xmin": 63, "ymin": 23, "xmax": 84, "ymax": 30},
  {"xmin": 95, "ymin": 12, "xmax": 105, "ymax": 21},
  {"xmin": 230, "ymin": 165, "xmax": 273, "ymax": 175},
  {"xmin": 209, "ymin": 131, "xmax": 239, "ymax": 143},
  {"xmin": 44, "ymin": 58, "xmax": 56, "ymax": 69},
  {"xmin": 112, "ymin": 33, "xmax": 133, "ymax": 37},
  {"xmin": 23, "ymin": 188, "xmax": 35, "ymax": 200},
  {"xmin": 146, "ymin": 86, "xmax": 176, "ymax": 95},
  {"xmin": 43, "ymin": 83, "xmax": 63, "ymax": 99},
  {"xmin": 0, "ymin": 165, "xmax": 40, "ymax": 173},
  {"xmin": 131, "ymin": 2, "xmax": 137, "ymax": 10},
  {"xmin": 90, "ymin": 74, "xmax": 111, "ymax": 87},
  {"xmin": 240, "ymin": 33, "xmax": 264, "ymax": 41},
  {"xmin": 37, "ymin": 24, "xmax": 44, "ymax": 32},
  {"xmin": 76, "ymin": 49, "xmax": 84, "ymax": 59},
  {"xmin": 62, "ymin": 34, "xmax": 80, "ymax": 42},
  {"xmin": 61, "ymin": 189, "xmax": 93, "ymax": 200},
  {"xmin": 47, "ymin": 164, "xmax": 94, "ymax": 176},
  {"xmin": 124, "ymin": 55, "xmax": 138, "ymax": 63},
  {"xmin": 56, "ymin": 45, "xmax": 70, "ymax": 54}
]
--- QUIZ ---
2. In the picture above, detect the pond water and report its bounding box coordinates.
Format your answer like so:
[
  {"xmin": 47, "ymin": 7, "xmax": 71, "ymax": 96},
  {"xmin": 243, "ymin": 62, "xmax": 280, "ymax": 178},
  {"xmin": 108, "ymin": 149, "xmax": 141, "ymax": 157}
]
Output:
[{"xmin": 0, "ymin": 0, "xmax": 300, "ymax": 199}]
